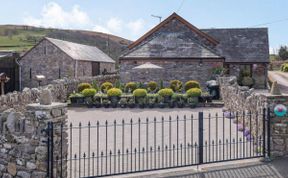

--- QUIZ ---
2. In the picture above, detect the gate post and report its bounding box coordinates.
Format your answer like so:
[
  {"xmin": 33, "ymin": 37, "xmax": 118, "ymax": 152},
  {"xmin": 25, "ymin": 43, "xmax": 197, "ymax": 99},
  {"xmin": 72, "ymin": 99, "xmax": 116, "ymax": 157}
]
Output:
[
  {"xmin": 26, "ymin": 102, "xmax": 68, "ymax": 178},
  {"xmin": 198, "ymin": 112, "xmax": 204, "ymax": 164}
]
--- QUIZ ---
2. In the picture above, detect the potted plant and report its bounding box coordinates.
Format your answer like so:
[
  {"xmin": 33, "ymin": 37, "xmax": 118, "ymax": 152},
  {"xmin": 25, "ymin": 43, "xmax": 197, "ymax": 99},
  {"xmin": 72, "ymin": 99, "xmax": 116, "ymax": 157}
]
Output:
[
  {"xmin": 69, "ymin": 92, "xmax": 85, "ymax": 104},
  {"xmin": 158, "ymin": 88, "xmax": 174, "ymax": 103},
  {"xmin": 187, "ymin": 97, "xmax": 197, "ymax": 108},
  {"xmin": 176, "ymin": 94, "xmax": 186, "ymax": 108},
  {"xmin": 125, "ymin": 82, "xmax": 137, "ymax": 93},
  {"xmin": 94, "ymin": 99, "xmax": 102, "ymax": 108},
  {"xmin": 100, "ymin": 82, "xmax": 113, "ymax": 93},
  {"xmin": 107, "ymin": 88, "xmax": 122, "ymax": 107},
  {"xmin": 186, "ymin": 88, "xmax": 202, "ymax": 107},
  {"xmin": 77, "ymin": 83, "xmax": 92, "ymax": 92},
  {"xmin": 170, "ymin": 80, "xmax": 183, "ymax": 92},
  {"xmin": 81, "ymin": 88, "xmax": 97, "ymax": 108},
  {"xmin": 147, "ymin": 81, "xmax": 158, "ymax": 93},
  {"xmin": 158, "ymin": 96, "xmax": 166, "ymax": 108},
  {"xmin": 102, "ymin": 99, "xmax": 110, "ymax": 108},
  {"xmin": 138, "ymin": 97, "xmax": 146, "ymax": 108},
  {"xmin": 133, "ymin": 88, "xmax": 147, "ymax": 104},
  {"xmin": 94, "ymin": 94, "xmax": 102, "ymax": 108},
  {"xmin": 147, "ymin": 94, "xmax": 157, "ymax": 108},
  {"xmin": 200, "ymin": 92, "xmax": 212, "ymax": 103},
  {"xmin": 119, "ymin": 98, "xmax": 127, "ymax": 108},
  {"xmin": 127, "ymin": 98, "xmax": 136, "ymax": 108},
  {"xmin": 184, "ymin": 80, "xmax": 200, "ymax": 91}
]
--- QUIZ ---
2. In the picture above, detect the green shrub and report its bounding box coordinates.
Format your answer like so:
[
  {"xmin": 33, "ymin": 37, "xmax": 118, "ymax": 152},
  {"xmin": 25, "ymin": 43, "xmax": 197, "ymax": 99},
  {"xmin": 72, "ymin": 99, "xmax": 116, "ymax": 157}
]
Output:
[
  {"xmin": 133, "ymin": 89, "xmax": 147, "ymax": 97},
  {"xmin": 159, "ymin": 80, "xmax": 164, "ymax": 89},
  {"xmin": 170, "ymin": 80, "xmax": 182, "ymax": 92},
  {"xmin": 186, "ymin": 88, "xmax": 202, "ymax": 97},
  {"xmin": 81, "ymin": 88, "xmax": 97, "ymax": 97},
  {"xmin": 101, "ymin": 82, "xmax": 113, "ymax": 93},
  {"xmin": 241, "ymin": 77, "xmax": 254, "ymax": 87},
  {"xmin": 92, "ymin": 81, "xmax": 99, "ymax": 91},
  {"xmin": 184, "ymin": 80, "xmax": 200, "ymax": 91},
  {"xmin": 69, "ymin": 93, "xmax": 84, "ymax": 98},
  {"xmin": 78, "ymin": 83, "xmax": 92, "ymax": 92},
  {"xmin": 107, "ymin": 88, "xmax": 122, "ymax": 97},
  {"xmin": 114, "ymin": 80, "xmax": 121, "ymax": 89},
  {"xmin": 281, "ymin": 63, "xmax": 288, "ymax": 72},
  {"xmin": 125, "ymin": 82, "xmax": 137, "ymax": 92},
  {"xmin": 147, "ymin": 81, "xmax": 158, "ymax": 92},
  {"xmin": 158, "ymin": 88, "xmax": 174, "ymax": 97}
]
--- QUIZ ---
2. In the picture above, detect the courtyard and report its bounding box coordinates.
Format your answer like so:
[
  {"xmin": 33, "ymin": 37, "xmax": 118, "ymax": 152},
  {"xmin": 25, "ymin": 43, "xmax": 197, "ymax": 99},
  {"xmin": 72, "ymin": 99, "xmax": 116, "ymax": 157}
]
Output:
[{"xmin": 66, "ymin": 107, "xmax": 262, "ymax": 177}]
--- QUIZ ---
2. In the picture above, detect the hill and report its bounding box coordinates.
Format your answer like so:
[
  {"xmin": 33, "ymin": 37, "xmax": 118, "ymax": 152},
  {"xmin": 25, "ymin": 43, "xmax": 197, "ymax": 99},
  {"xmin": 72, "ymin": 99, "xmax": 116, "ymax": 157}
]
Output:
[{"xmin": 0, "ymin": 25, "xmax": 131, "ymax": 62}]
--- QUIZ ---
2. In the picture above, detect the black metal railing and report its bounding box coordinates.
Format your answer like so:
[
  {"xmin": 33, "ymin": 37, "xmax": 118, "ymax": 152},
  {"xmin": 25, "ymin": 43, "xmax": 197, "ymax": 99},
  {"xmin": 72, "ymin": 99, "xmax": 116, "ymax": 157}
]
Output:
[{"xmin": 46, "ymin": 108, "xmax": 270, "ymax": 178}]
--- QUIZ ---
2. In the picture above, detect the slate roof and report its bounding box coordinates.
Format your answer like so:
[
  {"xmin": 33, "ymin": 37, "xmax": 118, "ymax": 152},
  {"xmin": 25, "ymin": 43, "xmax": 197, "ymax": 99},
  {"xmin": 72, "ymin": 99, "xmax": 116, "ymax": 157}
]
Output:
[
  {"xmin": 122, "ymin": 32, "xmax": 222, "ymax": 59},
  {"xmin": 202, "ymin": 28, "xmax": 269, "ymax": 63},
  {"xmin": 46, "ymin": 37, "xmax": 115, "ymax": 63},
  {"xmin": 121, "ymin": 13, "xmax": 269, "ymax": 63}
]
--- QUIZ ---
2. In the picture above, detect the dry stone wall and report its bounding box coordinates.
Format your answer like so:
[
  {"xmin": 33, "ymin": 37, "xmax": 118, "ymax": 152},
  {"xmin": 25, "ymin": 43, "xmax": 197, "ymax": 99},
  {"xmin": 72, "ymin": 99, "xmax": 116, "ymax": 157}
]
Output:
[
  {"xmin": 0, "ymin": 102, "xmax": 67, "ymax": 178},
  {"xmin": 0, "ymin": 75, "xmax": 119, "ymax": 112}
]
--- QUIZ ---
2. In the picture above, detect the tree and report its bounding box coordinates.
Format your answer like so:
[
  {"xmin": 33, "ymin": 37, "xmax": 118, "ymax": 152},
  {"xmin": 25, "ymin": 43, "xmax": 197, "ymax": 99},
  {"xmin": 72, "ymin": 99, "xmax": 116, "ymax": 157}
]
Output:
[{"xmin": 278, "ymin": 46, "xmax": 288, "ymax": 60}]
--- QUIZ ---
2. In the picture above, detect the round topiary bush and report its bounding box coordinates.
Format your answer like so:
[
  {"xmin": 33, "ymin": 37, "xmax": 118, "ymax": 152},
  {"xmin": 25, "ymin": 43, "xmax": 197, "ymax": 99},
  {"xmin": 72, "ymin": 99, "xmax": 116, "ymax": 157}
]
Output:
[
  {"xmin": 147, "ymin": 81, "xmax": 158, "ymax": 92},
  {"xmin": 170, "ymin": 80, "xmax": 182, "ymax": 92},
  {"xmin": 186, "ymin": 88, "xmax": 202, "ymax": 97},
  {"xmin": 78, "ymin": 83, "xmax": 92, "ymax": 92},
  {"xmin": 101, "ymin": 82, "xmax": 113, "ymax": 93},
  {"xmin": 184, "ymin": 80, "xmax": 200, "ymax": 91},
  {"xmin": 133, "ymin": 88, "xmax": 147, "ymax": 97},
  {"xmin": 241, "ymin": 77, "xmax": 254, "ymax": 87},
  {"xmin": 81, "ymin": 88, "xmax": 97, "ymax": 97},
  {"xmin": 107, "ymin": 88, "xmax": 122, "ymax": 97},
  {"xmin": 125, "ymin": 82, "xmax": 137, "ymax": 92},
  {"xmin": 158, "ymin": 88, "xmax": 174, "ymax": 97}
]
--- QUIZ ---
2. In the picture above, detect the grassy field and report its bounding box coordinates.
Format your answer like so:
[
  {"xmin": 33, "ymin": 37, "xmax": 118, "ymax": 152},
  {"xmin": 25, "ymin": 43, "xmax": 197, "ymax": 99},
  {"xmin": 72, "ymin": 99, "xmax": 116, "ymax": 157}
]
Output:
[{"xmin": 0, "ymin": 25, "xmax": 130, "ymax": 61}]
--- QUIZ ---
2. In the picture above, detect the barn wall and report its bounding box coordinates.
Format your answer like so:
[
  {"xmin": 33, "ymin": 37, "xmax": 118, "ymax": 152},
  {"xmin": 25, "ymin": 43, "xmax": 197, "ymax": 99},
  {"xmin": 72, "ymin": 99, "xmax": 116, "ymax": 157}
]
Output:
[{"xmin": 120, "ymin": 59, "xmax": 223, "ymax": 88}]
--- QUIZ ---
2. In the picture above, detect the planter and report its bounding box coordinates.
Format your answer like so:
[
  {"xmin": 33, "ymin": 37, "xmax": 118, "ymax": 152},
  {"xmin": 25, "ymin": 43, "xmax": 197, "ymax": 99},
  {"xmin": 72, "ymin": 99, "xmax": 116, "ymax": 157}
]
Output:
[
  {"xmin": 190, "ymin": 97, "xmax": 199, "ymax": 103},
  {"xmin": 94, "ymin": 103, "xmax": 102, "ymax": 108},
  {"xmin": 200, "ymin": 96, "xmax": 212, "ymax": 103},
  {"xmin": 120, "ymin": 104, "xmax": 127, "ymax": 108},
  {"xmin": 177, "ymin": 102, "xmax": 185, "ymax": 108},
  {"xmin": 163, "ymin": 96, "xmax": 172, "ymax": 103},
  {"xmin": 70, "ymin": 97, "xmax": 85, "ymax": 104},
  {"xmin": 128, "ymin": 103, "xmax": 136, "ymax": 108},
  {"xmin": 189, "ymin": 103, "xmax": 197, "ymax": 108},
  {"xmin": 139, "ymin": 104, "xmax": 146, "ymax": 109},
  {"xmin": 86, "ymin": 104, "xmax": 94, "ymax": 108},
  {"xmin": 168, "ymin": 102, "xmax": 175, "ymax": 108},
  {"xmin": 109, "ymin": 96, "xmax": 120, "ymax": 102},
  {"xmin": 158, "ymin": 103, "xmax": 166, "ymax": 108},
  {"xmin": 148, "ymin": 104, "xmax": 155, "ymax": 108},
  {"xmin": 103, "ymin": 103, "xmax": 110, "ymax": 108},
  {"xmin": 111, "ymin": 103, "xmax": 118, "ymax": 108}
]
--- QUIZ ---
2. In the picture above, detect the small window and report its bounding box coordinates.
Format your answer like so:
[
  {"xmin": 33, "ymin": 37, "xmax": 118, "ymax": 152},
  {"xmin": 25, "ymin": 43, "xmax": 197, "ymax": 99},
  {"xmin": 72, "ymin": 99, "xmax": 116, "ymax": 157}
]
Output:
[
  {"xmin": 58, "ymin": 68, "xmax": 61, "ymax": 79},
  {"xmin": 44, "ymin": 46, "xmax": 47, "ymax": 55}
]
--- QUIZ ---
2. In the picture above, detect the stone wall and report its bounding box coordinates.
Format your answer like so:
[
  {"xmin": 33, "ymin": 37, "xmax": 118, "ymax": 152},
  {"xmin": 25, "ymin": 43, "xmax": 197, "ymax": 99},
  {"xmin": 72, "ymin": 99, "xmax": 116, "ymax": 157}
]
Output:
[
  {"xmin": 0, "ymin": 75, "xmax": 119, "ymax": 112},
  {"xmin": 219, "ymin": 76, "xmax": 288, "ymax": 158},
  {"xmin": 0, "ymin": 102, "xmax": 67, "ymax": 178},
  {"xmin": 120, "ymin": 59, "xmax": 223, "ymax": 87}
]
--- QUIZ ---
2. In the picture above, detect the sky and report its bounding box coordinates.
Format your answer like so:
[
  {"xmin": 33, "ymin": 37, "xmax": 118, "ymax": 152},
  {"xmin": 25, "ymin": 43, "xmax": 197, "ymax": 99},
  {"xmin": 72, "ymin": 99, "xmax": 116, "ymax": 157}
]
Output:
[{"xmin": 0, "ymin": 0, "xmax": 287, "ymax": 53}]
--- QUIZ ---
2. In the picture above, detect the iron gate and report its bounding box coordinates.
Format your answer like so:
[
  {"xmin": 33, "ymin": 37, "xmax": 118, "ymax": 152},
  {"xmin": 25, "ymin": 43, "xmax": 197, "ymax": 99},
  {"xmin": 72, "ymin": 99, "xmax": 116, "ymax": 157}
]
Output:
[{"xmin": 46, "ymin": 108, "xmax": 271, "ymax": 178}]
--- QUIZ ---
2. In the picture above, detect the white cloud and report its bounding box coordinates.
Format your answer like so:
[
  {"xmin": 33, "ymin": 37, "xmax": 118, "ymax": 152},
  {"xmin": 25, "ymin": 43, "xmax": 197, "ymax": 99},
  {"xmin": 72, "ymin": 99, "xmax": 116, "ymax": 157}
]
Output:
[
  {"xmin": 23, "ymin": 2, "xmax": 91, "ymax": 29},
  {"xmin": 107, "ymin": 17, "xmax": 123, "ymax": 32},
  {"xmin": 127, "ymin": 19, "xmax": 145, "ymax": 35},
  {"xmin": 92, "ymin": 25, "xmax": 111, "ymax": 34}
]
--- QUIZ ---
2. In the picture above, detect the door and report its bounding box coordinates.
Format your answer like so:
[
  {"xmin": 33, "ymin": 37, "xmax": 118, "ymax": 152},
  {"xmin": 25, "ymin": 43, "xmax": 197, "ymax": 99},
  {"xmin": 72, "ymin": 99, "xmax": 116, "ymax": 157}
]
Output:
[{"xmin": 92, "ymin": 62, "xmax": 100, "ymax": 76}]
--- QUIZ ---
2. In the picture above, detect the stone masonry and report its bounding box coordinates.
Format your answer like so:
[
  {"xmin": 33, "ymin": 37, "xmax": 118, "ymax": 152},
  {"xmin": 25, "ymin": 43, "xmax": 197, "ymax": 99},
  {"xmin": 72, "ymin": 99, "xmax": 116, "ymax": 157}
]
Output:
[{"xmin": 0, "ymin": 101, "xmax": 67, "ymax": 178}]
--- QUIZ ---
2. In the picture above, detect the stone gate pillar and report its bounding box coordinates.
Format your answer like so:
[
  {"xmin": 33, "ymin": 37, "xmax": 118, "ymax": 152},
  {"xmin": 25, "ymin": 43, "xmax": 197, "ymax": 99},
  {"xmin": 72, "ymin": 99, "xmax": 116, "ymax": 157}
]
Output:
[
  {"xmin": 267, "ymin": 95, "xmax": 288, "ymax": 158},
  {"xmin": 25, "ymin": 102, "xmax": 68, "ymax": 177}
]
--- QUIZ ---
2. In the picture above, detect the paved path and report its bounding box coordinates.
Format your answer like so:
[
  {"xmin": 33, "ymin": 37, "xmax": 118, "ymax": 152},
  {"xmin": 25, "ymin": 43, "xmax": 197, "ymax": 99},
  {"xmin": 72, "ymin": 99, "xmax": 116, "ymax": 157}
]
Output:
[{"xmin": 268, "ymin": 71, "xmax": 288, "ymax": 93}]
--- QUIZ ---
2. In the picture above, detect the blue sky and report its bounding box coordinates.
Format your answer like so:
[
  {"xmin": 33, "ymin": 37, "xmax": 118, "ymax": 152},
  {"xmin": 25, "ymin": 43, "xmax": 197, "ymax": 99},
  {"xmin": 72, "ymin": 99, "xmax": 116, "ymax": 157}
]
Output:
[{"xmin": 1, "ymin": 0, "xmax": 287, "ymax": 52}]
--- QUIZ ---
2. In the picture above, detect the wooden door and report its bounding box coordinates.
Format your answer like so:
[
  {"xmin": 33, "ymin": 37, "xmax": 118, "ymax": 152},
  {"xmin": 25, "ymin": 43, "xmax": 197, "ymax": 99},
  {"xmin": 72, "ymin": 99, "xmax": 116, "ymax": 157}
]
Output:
[{"xmin": 92, "ymin": 62, "xmax": 100, "ymax": 76}]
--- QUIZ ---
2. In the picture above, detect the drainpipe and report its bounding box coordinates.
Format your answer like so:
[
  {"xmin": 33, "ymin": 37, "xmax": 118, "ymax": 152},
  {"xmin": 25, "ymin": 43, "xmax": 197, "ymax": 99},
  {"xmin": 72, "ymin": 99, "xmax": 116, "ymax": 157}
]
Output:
[{"xmin": 75, "ymin": 60, "xmax": 78, "ymax": 78}]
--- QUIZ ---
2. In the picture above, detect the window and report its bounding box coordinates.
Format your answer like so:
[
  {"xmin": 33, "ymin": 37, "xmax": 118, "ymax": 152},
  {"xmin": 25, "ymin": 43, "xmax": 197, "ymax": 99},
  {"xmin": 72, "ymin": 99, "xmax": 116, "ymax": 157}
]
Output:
[{"xmin": 29, "ymin": 68, "xmax": 32, "ymax": 79}]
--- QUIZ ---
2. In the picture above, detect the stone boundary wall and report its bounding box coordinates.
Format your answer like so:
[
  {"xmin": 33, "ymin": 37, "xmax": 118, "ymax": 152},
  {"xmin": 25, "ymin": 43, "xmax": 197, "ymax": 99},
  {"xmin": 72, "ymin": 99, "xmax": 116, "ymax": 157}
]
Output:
[
  {"xmin": 0, "ymin": 75, "xmax": 119, "ymax": 112},
  {"xmin": 219, "ymin": 76, "xmax": 288, "ymax": 158},
  {"xmin": 0, "ymin": 102, "xmax": 67, "ymax": 178}
]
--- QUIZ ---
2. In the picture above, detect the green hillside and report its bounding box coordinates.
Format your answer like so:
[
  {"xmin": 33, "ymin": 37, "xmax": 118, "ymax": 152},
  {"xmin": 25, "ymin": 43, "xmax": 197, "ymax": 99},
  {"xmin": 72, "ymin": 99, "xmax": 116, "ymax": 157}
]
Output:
[{"xmin": 0, "ymin": 25, "xmax": 131, "ymax": 61}]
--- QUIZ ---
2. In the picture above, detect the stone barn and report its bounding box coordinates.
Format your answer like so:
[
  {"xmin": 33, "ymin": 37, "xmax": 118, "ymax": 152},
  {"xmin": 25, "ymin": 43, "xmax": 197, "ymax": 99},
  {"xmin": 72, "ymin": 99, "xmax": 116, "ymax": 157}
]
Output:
[
  {"xmin": 19, "ymin": 37, "xmax": 115, "ymax": 89},
  {"xmin": 119, "ymin": 13, "xmax": 269, "ymax": 88}
]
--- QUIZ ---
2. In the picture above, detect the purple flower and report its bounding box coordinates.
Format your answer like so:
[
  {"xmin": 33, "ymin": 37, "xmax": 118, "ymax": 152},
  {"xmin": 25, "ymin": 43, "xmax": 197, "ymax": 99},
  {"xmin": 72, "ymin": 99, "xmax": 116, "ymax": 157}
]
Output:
[
  {"xmin": 237, "ymin": 124, "xmax": 244, "ymax": 131},
  {"xmin": 224, "ymin": 111, "xmax": 235, "ymax": 119},
  {"xmin": 244, "ymin": 128, "xmax": 250, "ymax": 136}
]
